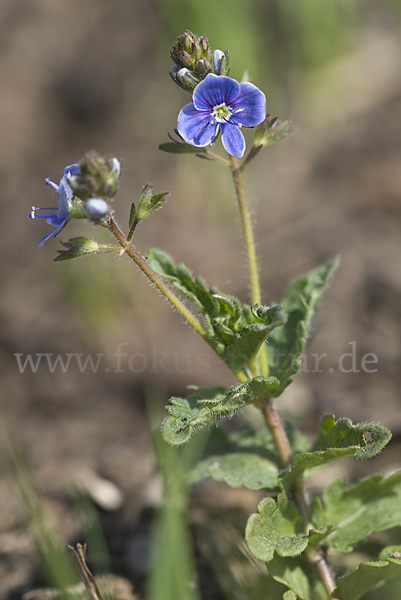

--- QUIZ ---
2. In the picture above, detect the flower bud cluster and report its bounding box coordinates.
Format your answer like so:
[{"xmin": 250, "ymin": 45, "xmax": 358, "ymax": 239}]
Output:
[
  {"xmin": 68, "ymin": 150, "xmax": 121, "ymax": 222},
  {"xmin": 170, "ymin": 31, "xmax": 230, "ymax": 92}
]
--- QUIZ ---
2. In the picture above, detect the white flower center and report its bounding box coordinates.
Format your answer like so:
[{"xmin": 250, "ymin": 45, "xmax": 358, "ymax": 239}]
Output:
[{"xmin": 212, "ymin": 102, "xmax": 232, "ymax": 123}]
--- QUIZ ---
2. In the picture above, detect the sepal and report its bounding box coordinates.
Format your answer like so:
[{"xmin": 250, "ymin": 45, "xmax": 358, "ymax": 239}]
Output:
[
  {"xmin": 253, "ymin": 115, "xmax": 296, "ymax": 149},
  {"xmin": 136, "ymin": 184, "xmax": 170, "ymax": 221},
  {"xmin": 54, "ymin": 237, "xmax": 120, "ymax": 261}
]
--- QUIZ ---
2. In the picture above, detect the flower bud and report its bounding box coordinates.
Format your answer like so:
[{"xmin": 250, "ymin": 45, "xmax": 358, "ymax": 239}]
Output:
[
  {"xmin": 212, "ymin": 49, "xmax": 230, "ymax": 76},
  {"xmin": 85, "ymin": 198, "xmax": 110, "ymax": 220},
  {"xmin": 194, "ymin": 57, "xmax": 212, "ymax": 78},
  {"xmin": 68, "ymin": 151, "xmax": 121, "ymax": 201},
  {"xmin": 170, "ymin": 31, "xmax": 214, "ymax": 90}
]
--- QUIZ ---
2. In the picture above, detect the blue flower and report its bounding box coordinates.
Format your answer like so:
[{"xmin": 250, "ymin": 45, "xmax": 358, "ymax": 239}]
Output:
[
  {"xmin": 30, "ymin": 164, "xmax": 81, "ymax": 247},
  {"xmin": 177, "ymin": 73, "xmax": 266, "ymax": 158}
]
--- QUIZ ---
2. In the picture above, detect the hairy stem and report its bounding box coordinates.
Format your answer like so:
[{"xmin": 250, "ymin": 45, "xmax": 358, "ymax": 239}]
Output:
[
  {"xmin": 229, "ymin": 155, "xmax": 269, "ymax": 378},
  {"xmin": 261, "ymin": 401, "xmax": 293, "ymax": 468},
  {"xmin": 106, "ymin": 217, "xmax": 220, "ymax": 356},
  {"xmin": 229, "ymin": 155, "xmax": 261, "ymax": 306}
]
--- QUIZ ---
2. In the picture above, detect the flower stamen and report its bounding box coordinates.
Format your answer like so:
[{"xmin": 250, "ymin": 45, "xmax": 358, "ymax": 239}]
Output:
[{"xmin": 212, "ymin": 102, "xmax": 232, "ymax": 123}]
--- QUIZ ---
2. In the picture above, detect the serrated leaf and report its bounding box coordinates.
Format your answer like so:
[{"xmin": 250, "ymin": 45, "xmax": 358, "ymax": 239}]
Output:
[
  {"xmin": 266, "ymin": 257, "xmax": 339, "ymax": 397},
  {"xmin": 245, "ymin": 493, "xmax": 308, "ymax": 563},
  {"xmin": 148, "ymin": 248, "xmax": 287, "ymax": 371},
  {"xmin": 311, "ymin": 414, "xmax": 391, "ymax": 460},
  {"xmin": 332, "ymin": 553, "xmax": 401, "ymax": 600},
  {"xmin": 162, "ymin": 376, "xmax": 278, "ymax": 446},
  {"xmin": 190, "ymin": 453, "xmax": 280, "ymax": 491},
  {"xmin": 147, "ymin": 248, "xmax": 218, "ymax": 317},
  {"xmin": 159, "ymin": 142, "xmax": 207, "ymax": 154},
  {"xmin": 311, "ymin": 471, "xmax": 401, "ymax": 553},
  {"xmin": 268, "ymin": 555, "xmax": 328, "ymax": 600},
  {"xmin": 224, "ymin": 305, "xmax": 287, "ymax": 371},
  {"xmin": 281, "ymin": 415, "xmax": 391, "ymax": 487}
]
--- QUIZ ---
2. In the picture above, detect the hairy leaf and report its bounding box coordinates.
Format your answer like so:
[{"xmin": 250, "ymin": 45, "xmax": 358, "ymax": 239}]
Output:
[
  {"xmin": 159, "ymin": 142, "xmax": 207, "ymax": 154},
  {"xmin": 245, "ymin": 494, "xmax": 308, "ymax": 563},
  {"xmin": 266, "ymin": 257, "xmax": 339, "ymax": 397},
  {"xmin": 148, "ymin": 248, "xmax": 286, "ymax": 371},
  {"xmin": 281, "ymin": 415, "xmax": 391, "ymax": 487},
  {"xmin": 332, "ymin": 550, "xmax": 401, "ymax": 600},
  {"xmin": 190, "ymin": 453, "xmax": 280, "ymax": 491},
  {"xmin": 268, "ymin": 555, "xmax": 328, "ymax": 600},
  {"xmin": 162, "ymin": 376, "xmax": 278, "ymax": 446},
  {"xmin": 311, "ymin": 471, "xmax": 401, "ymax": 553}
]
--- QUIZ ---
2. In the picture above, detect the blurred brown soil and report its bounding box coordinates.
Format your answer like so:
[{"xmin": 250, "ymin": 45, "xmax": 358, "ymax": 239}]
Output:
[{"xmin": 0, "ymin": 3, "xmax": 401, "ymax": 599}]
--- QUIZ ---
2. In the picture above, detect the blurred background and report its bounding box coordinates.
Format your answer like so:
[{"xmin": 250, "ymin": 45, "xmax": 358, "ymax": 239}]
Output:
[{"xmin": 1, "ymin": 0, "xmax": 401, "ymax": 598}]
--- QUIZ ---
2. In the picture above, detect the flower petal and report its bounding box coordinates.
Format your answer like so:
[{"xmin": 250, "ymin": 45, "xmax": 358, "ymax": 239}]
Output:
[
  {"xmin": 232, "ymin": 82, "xmax": 266, "ymax": 127},
  {"xmin": 220, "ymin": 123, "xmax": 246, "ymax": 158},
  {"xmin": 193, "ymin": 73, "xmax": 240, "ymax": 111},
  {"xmin": 57, "ymin": 176, "xmax": 75, "ymax": 219},
  {"xmin": 38, "ymin": 219, "xmax": 67, "ymax": 248},
  {"xmin": 177, "ymin": 103, "xmax": 217, "ymax": 147},
  {"xmin": 61, "ymin": 164, "xmax": 80, "ymax": 178}
]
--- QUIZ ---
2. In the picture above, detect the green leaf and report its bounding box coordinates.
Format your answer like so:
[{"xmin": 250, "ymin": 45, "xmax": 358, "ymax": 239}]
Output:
[
  {"xmin": 147, "ymin": 248, "xmax": 218, "ymax": 317},
  {"xmin": 148, "ymin": 248, "xmax": 287, "ymax": 370},
  {"xmin": 245, "ymin": 493, "xmax": 308, "ymax": 563},
  {"xmin": 281, "ymin": 415, "xmax": 392, "ymax": 487},
  {"xmin": 311, "ymin": 471, "xmax": 401, "ymax": 553},
  {"xmin": 283, "ymin": 591, "xmax": 298, "ymax": 600},
  {"xmin": 266, "ymin": 257, "xmax": 339, "ymax": 397},
  {"xmin": 223, "ymin": 305, "xmax": 287, "ymax": 371},
  {"xmin": 188, "ymin": 422, "xmax": 309, "ymax": 491},
  {"xmin": 159, "ymin": 142, "xmax": 206, "ymax": 154},
  {"xmin": 311, "ymin": 414, "xmax": 391, "ymax": 459},
  {"xmin": 268, "ymin": 555, "xmax": 328, "ymax": 600},
  {"xmin": 332, "ymin": 553, "xmax": 401, "ymax": 600},
  {"xmin": 190, "ymin": 453, "xmax": 279, "ymax": 491},
  {"xmin": 162, "ymin": 376, "xmax": 278, "ymax": 446}
]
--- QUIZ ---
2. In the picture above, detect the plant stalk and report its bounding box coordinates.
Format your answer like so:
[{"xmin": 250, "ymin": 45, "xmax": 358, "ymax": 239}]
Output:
[
  {"xmin": 229, "ymin": 154, "xmax": 269, "ymax": 378},
  {"xmin": 229, "ymin": 155, "xmax": 261, "ymax": 307},
  {"xmin": 106, "ymin": 217, "xmax": 220, "ymax": 356}
]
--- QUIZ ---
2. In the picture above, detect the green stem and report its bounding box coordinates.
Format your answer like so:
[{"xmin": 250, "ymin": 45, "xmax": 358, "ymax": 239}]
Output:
[
  {"xmin": 239, "ymin": 145, "xmax": 263, "ymax": 174},
  {"xmin": 229, "ymin": 155, "xmax": 261, "ymax": 306},
  {"xmin": 106, "ymin": 217, "xmax": 221, "ymax": 356},
  {"xmin": 204, "ymin": 148, "xmax": 231, "ymax": 167},
  {"xmin": 229, "ymin": 154, "xmax": 269, "ymax": 377}
]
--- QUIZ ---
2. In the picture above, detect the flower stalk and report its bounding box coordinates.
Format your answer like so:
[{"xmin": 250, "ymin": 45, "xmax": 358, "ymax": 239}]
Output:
[
  {"xmin": 106, "ymin": 217, "xmax": 222, "ymax": 358},
  {"xmin": 229, "ymin": 154, "xmax": 269, "ymax": 378}
]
